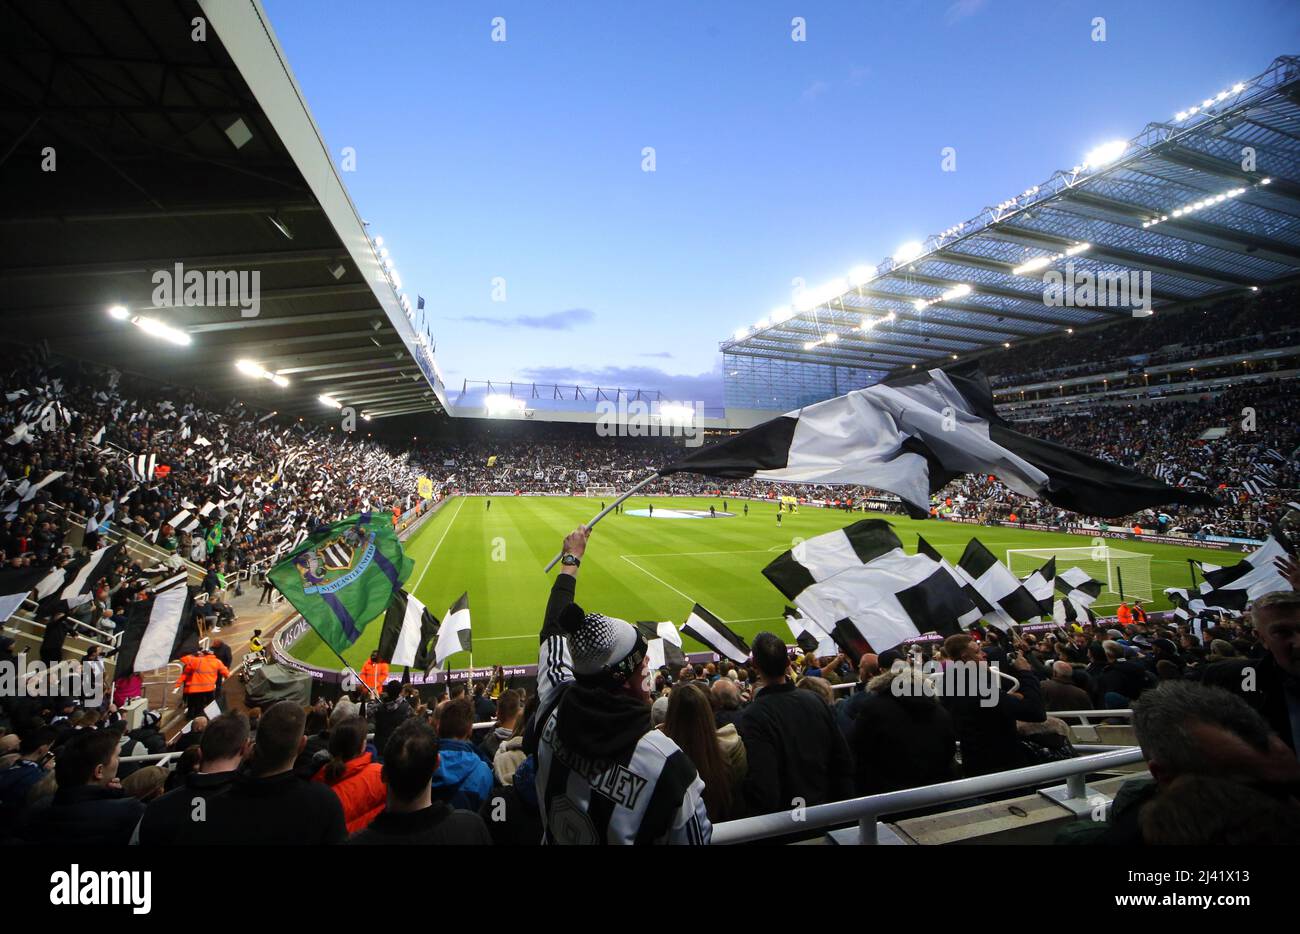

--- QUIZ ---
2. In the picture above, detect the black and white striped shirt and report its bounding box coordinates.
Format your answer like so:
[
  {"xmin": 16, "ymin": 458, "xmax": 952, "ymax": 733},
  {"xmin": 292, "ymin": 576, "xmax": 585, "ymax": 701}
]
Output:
[{"xmin": 533, "ymin": 575, "xmax": 711, "ymax": 845}]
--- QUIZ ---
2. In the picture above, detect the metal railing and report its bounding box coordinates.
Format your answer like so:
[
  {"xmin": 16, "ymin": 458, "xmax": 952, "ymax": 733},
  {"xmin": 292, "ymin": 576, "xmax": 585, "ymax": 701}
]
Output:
[
  {"xmin": 710, "ymin": 745, "xmax": 1145, "ymax": 845},
  {"xmin": 1051, "ymin": 708, "xmax": 1133, "ymax": 726}
]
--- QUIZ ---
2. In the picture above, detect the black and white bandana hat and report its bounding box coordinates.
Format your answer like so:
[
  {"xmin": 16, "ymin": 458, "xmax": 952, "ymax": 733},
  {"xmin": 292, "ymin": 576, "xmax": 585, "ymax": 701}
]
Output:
[{"xmin": 559, "ymin": 603, "xmax": 647, "ymax": 687}]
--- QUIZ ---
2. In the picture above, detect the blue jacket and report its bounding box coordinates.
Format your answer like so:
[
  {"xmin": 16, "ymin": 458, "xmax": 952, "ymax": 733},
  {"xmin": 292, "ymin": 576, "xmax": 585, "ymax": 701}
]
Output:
[{"xmin": 430, "ymin": 739, "xmax": 494, "ymax": 812}]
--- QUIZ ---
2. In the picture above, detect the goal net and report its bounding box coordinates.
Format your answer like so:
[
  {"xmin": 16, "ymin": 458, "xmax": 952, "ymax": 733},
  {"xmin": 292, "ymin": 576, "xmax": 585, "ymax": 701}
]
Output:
[
  {"xmin": 585, "ymin": 485, "xmax": 617, "ymax": 498},
  {"xmin": 1005, "ymin": 545, "xmax": 1153, "ymax": 605}
]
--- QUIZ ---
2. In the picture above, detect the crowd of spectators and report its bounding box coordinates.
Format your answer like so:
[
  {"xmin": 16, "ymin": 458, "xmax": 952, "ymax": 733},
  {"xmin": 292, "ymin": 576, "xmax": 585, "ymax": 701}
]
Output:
[
  {"xmin": 1, "ymin": 524, "xmax": 1297, "ymax": 846},
  {"xmin": 983, "ymin": 284, "xmax": 1300, "ymax": 388}
]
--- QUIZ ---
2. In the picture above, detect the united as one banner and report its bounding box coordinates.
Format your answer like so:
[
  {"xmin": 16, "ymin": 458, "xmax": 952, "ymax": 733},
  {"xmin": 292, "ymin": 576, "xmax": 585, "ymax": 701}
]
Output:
[{"xmin": 268, "ymin": 512, "xmax": 413, "ymax": 654}]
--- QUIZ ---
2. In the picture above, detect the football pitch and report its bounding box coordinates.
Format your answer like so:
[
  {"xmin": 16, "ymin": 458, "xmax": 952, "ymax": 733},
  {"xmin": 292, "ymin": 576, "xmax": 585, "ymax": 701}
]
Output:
[{"xmin": 287, "ymin": 496, "xmax": 1240, "ymax": 670}]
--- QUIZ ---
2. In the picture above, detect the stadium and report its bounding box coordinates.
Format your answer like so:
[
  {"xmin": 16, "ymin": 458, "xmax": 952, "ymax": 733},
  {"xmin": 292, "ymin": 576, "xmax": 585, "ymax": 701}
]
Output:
[{"xmin": 1, "ymin": 0, "xmax": 1298, "ymax": 873}]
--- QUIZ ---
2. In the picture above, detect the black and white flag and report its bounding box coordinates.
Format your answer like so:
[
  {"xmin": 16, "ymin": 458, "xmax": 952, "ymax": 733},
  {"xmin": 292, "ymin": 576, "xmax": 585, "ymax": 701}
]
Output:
[
  {"xmin": 763, "ymin": 519, "xmax": 981, "ymax": 652},
  {"xmin": 1019, "ymin": 557, "xmax": 1057, "ymax": 618},
  {"xmin": 782, "ymin": 606, "xmax": 836, "ymax": 657},
  {"xmin": 59, "ymin": 543, "xmax": 121, "ymax": 609},
  {"xmin": 379, "ymin": 589, "xmax": 440, "ymax": 669},
  {"xmin": 1195, "ymin": 535, "xmax": 1292, "ymax": 604},
  {"xmin": 636, "ymin": 621, "xmax": 687, "ymax": 671},
  {"xmin": 957, "ymin": 539, "xmax": 1044, "ymax": 627},
  {"xmin": 115, "ymin": 573, "xmax": 197, "ymax": 675},
  {"xmin": 1056, "ymin": 566, "xmax": 1102, "ymax": 608},
  {"xmin": 661, "ymin": 363, "xmax": 1215, "ymax": 518},
  {"xmin": 1054, "ymin": 595, "xmax": 1096, "ymax": 627},
  {"xmin": 681, "ymin": 604, "xmax": 751, "ymax": 664},
  {"xmin": 130, "ymin": 453, "xmax": 157, "ymax": 483},
  {"xmin": 433, "ymin": 592, "xmax": 472, "ymax": 666},
  {"xmin": 166, "ymin": 509, "xmax": 200, "ymax": 534},
  {"xmin": 916, "ymin": 535, "xmax": 997, "ymax": 618},
  {"xmin": 0, "ymin": 565, "xmax": 49, "ymax": 623}
]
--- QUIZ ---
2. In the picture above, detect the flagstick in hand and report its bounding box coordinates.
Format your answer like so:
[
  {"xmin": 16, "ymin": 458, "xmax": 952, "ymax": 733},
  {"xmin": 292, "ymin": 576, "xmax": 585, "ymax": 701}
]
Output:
[{"xmin": 542, "ymin": 470, "xmax": 660, "ymax": 572}]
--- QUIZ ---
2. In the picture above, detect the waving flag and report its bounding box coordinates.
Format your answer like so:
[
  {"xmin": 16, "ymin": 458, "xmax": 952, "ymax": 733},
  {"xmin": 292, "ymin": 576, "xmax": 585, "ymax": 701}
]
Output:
[
  {"xmin": 378, "ymin": 589, "xmax": 439, "ymax": 669},
  {"xmin": 661, "ymin": 363, "xmax": 1215, "ymax": 518},
  {"xmin": 433, "ymin": 592, "xmax": 472, "ymax": 666},
  {"xmin": 268, "ymin": 512, "xmax": 413, "ymax": 654},
  {"xmin": 681, "ymin": 604, "xmax": 751, "ymax": 664},
  {"xmin": 763, "ymin": 519, "xmax": 980, "ymax": 652},
  {"xmin": 115, "ymin": 573, "xmax": 198, "ymax": 675}
]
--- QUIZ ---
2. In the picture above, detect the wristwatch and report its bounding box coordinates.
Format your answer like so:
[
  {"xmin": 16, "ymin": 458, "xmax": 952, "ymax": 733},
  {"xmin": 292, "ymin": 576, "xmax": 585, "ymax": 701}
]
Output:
[{"xmin": 561, "ymin": 553, "xmax": 581, "ymax": 567}]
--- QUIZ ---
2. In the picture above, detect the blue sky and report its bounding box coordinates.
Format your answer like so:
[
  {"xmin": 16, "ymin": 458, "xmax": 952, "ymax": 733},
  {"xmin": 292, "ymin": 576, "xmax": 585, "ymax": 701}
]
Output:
[{"xmin": 262, "ymin": 0, "xmax": 1298, "ymax": 406}]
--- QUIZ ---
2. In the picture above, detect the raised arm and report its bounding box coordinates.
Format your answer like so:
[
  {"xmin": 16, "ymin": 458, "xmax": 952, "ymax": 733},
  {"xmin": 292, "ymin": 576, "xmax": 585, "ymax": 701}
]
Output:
[{"xmin": 537, "ymin": 526, "xmax": 590, "ymax": 711}]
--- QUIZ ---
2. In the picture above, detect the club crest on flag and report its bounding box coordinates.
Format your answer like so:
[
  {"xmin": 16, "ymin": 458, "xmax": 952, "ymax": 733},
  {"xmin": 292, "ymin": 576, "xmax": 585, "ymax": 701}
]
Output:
[{"xmin": 293, "ymin": 523, "xmax": 375, "ymax": 594}]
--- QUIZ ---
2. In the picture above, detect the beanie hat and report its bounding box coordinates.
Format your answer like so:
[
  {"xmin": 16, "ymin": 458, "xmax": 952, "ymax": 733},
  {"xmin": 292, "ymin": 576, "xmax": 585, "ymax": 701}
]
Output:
[
  {"xmin": 650, "ymin": 696, "xmax": 670, "ymax": 726},
  {"xmin": 558, "ymin": 602, "xmax": 647, "ymax": 689}
]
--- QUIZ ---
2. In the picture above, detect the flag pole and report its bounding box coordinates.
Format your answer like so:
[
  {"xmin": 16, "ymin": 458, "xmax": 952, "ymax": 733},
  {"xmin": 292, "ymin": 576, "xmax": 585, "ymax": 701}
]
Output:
[
  {"xmin": 269, "ymin": 581, "xmax": 378, "ymax": 701},
  {"xmin": 542, "ymin": 470, "xmax": 661, "ymax": 572},
  {"xmin": 325, "ymin": 643, "xmax": 376, "ymax": 701}
]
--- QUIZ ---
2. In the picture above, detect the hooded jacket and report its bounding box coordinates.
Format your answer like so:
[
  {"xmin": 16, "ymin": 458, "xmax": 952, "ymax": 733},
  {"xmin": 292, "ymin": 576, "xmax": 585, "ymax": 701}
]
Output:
[
  {"xmin": 493, "ymin": 734, "xmax": 527, "ymax": 786},
  {"xmin": 313, "ymin": 751, "xmax": 386, "ymax": 833},
  {"xmin": 430, "ymin": 739, "xmax": 494, "ymax": 812},
  {"xmin": 372, "ymin": 696, "xmax": 411, "ymax": 758},
  {"xmin": 850, "ymin": 671, "xmax": 958, "ymax": 795},
  {"xmin": 531, "ymin": 574, "xmax": 711, "ymax": 844}
]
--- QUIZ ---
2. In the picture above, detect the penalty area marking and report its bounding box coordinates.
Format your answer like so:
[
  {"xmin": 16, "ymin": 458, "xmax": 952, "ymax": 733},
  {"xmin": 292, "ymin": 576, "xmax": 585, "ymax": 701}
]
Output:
[
  {"xmin": 619, "ymin": 556, "xmax": 783, "ymax": 626},
  {"xmin": 620, "ymin": 555, "xmax": 695, "ymax": 604}
]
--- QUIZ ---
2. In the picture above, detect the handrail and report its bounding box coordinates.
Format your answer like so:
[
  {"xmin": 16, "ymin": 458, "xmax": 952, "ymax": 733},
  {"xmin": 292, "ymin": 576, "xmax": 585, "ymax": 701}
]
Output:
[
  {"xmin": 710, "ymin": 746, "xmax": 1146, "ymax": 845},
  {"xmin": 52, "ymin": 502, "xmax": 207, "ymax": 582},
  {"xmin": 1051, "ymin": 708, "xmax": 1133, "ymax": 727},
  {"xmin": 120, "ymin": 751, "xmax": 183, "ymax": 765}
]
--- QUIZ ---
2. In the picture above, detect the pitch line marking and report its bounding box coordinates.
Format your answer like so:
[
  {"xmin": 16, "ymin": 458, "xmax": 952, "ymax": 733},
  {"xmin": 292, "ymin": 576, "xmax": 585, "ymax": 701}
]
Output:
[
  {"xmin": 620, "ymin": 555, "xmax": 698, "ymax": 604},
  {"xmin": 620, "ymin": 549, "xmax": 776, "ymax": 558},
  {"xmin": 410, "ymin": 496, "xmax": 465, "ymax": 594}
]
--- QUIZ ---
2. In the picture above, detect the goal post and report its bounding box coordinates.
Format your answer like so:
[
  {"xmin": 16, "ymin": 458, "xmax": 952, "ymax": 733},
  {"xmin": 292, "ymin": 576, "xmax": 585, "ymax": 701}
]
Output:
[
  {"xmin": 585, "ymin": 485, "xmax": 617, "ymax": 498},
  {"xmin": 1005, "ymin": 545, "xmax": 1153, "ymax": 604}
]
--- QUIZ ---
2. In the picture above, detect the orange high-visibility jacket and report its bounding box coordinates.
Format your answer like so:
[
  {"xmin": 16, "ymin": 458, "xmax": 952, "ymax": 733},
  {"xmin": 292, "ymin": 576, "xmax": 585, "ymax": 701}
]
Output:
[
  {"xmin": 360, "ymin": 659, "xmax": 389, "ymax": 695},
  {"xmin": 174, "ymin": 654, "xmax": 231, "ymax": 694},
  {"xmin": 1116, "ymin": 603, "xmax": 1133, "ymax": 626}
]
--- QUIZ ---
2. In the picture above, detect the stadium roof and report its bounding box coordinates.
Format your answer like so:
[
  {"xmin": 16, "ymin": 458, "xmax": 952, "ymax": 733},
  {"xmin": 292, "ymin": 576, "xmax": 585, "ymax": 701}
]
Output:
[
  {"xmin": 0, "ymin": 0, "xmax": 445, "ymax": 420},
  {"xmin": 721, "ymin": 55, "xmax": 1300, "ymax": 382}
]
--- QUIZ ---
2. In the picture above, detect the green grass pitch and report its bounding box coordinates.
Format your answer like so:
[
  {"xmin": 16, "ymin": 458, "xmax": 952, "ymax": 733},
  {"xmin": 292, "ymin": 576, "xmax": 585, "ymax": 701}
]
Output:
[{"xmin": 287, "ymin": 496, "xmax": 1237, "ymax": 670}]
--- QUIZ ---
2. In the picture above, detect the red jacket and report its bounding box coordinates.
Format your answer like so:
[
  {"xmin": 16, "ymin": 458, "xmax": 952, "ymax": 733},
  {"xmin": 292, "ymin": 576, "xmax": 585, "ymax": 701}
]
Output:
[{"xmin": 313, "ymin": 752, "xmax": 386, "ymax": 834}]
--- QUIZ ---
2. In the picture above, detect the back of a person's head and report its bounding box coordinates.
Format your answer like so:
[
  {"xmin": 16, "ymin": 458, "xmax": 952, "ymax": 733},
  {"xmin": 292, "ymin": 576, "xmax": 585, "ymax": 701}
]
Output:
[
  {"xmin": 383, "ymin": 680, "xmax": 402, "ymax": 700},
  {"xmin": 304, "ymin": 708, "xmax": 329, "ymax": 734},
  {"xmin": 20, "ymin": 726, "xmax": 58, "ymax": 756},
  {"xmin": 710, "ymin": 677, "xmax": 740, "ymax": 710},
  {"xmin": 1133, "ymin": 681, "xmax": 1273, "ymax": 782},
  {"xmin": 250, "ymin": 701, "xmax": 306, "ymax": 775},
  {"xmin": 796, "ymin": 676, "xmax": 834, "ymax": 706},
  {"xmin": 382, "ymin": 718, "xmax": 439, "ymax": 802},
  {"xmin": 437, "ymin": 696, "xmax": 474, "ymax": 740},
  {"xmin": 942, "ymin": 633, "xmax": 974, "ymax": 660},
  {"xmin": 1155, "ymin": 659, "xmax": 1180, "ymax": 680},
  {"xmin": 55, "ymin": 729, "xmax": 119, "ymax": 788},
  {"xmin": 496, "ymin": 689, "xmax": 521, "ymax": 722},
  {"xmin": 199, "ymin": 712, "xmax": 250, "ymax": 764},
  {"xmin": 1209, "ymin": 638, "xmax": 1235, "ymax": 657},
  {"xmin": 751, "ymin": 632, "xmax": 788, "ymax": 679},
  {"xmin": 324, "ymin": 716, "xmax": 368, "ymax": 782}
]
